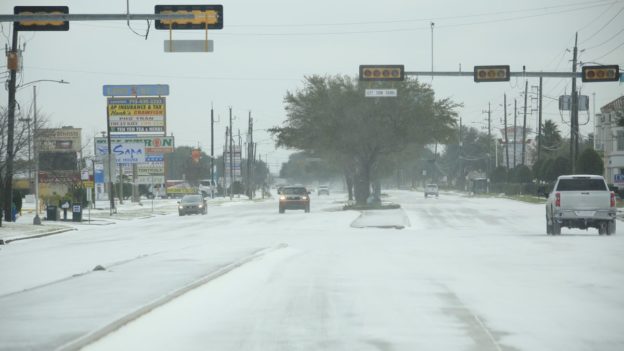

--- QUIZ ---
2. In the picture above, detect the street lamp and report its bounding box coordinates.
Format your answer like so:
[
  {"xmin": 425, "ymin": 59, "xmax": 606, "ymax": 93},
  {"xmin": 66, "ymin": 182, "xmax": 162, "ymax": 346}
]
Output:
[{"xmin": 23, "ymin": 80, "xmax": 70, "ymax": 225}]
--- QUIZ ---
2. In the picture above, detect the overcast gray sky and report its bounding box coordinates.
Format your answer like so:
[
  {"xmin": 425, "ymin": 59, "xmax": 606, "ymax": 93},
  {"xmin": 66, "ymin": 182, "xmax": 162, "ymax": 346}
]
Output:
[{"xmin": 1, "ymin": 0, "xmax": 623, "ymax": 173}]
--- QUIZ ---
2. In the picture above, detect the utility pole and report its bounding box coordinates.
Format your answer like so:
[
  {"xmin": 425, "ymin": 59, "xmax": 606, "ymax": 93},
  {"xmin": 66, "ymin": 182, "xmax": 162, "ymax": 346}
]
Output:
[
  {"xmin": 571, "ymin": 32, "xmax": 579, "ymax": 173},
  {"xmin": 229, "ymin": 107, "xmax": 233, "ymax": 200},
  {"xmin": 459, "ymin": 116, "xmax": 463, "ymax": 184},
  {"xmin": 514, "ymin": 99, "xmax": 517, "ymax": 168},
  {"xmin": 2, "ymin": 26, "xmax": 18, "ymax": 223},
  {"xmin": 522, "ymin": 80, "xmax": 528, "ymax": 165},
  {"xmin": 504, "ymin": 94, "xmax": 510, "ymax": 173},
  {"xmin": 483, "ymin": 102, "xmax": 492, "ymax": 177},
  {"xmin": 33, "ymin": 86, "xmax": 41, "ymax": 225},
  {"xmin": 210, "ymin": 104, "xmax": 215, "ymax": 198},
  {"xmin": 538, "ymin": 77, "xmax": 543, "ymax": 164}
]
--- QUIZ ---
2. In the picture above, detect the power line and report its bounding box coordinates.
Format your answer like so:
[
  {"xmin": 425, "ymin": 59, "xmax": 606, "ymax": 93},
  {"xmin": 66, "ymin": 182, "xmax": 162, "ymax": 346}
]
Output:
[
  {"xmin": 577, "ymin": 0, "xmax": 619, "ymax": 32},
  {"xmin": 580, "ymin": 5, "xmax": 624, "ymax": 43},
  {"xmin": 588, "ymin": 38, "xmax": 624, "ymax": 61},
  {"xmin": 584, "ymin": 26, "xmax": 624, "ymax": 50}
]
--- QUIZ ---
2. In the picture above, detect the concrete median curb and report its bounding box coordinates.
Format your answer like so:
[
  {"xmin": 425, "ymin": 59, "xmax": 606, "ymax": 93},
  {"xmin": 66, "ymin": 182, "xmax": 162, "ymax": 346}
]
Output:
[{"xmin": 55, "ymin": 243, "xmax": 289, "ymax": 351}]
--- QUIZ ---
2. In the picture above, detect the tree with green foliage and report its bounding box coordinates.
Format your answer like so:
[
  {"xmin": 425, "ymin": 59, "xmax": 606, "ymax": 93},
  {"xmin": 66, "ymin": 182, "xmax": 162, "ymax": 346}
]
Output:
[
  {"xmin": 271, "ymin": 75, "xmax": 459, "ymax": 205},
  {"xmin": 576, "ymin": 148, "xmax": 603, "ymax": 175}
]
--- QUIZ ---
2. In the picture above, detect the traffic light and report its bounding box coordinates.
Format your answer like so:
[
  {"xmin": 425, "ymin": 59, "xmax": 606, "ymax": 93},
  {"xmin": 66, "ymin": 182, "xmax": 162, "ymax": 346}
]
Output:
[
  {"xmin": 155, "ymin": 5, "xmax": 223, "ymax": 30},
  {"xmin": 582, "ymin": 65, "xmax": 619, "ymax": 82},
  {"xmin": 473, "ymin": 65, "xmax": 510, "ymax": 82},
  {"xmin": 14, "ymin": 6, "xmax": 69, "ymax": 31},
  {"xmin": 359, "ymin": 65, "xmax": 405, "ymax": 81}
]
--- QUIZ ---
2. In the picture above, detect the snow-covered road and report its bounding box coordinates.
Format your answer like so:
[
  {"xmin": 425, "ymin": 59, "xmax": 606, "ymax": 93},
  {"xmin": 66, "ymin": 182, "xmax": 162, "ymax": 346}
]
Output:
[{"xmin": 1, "ymin": 191, "xmax": 623, "ymax": 351}]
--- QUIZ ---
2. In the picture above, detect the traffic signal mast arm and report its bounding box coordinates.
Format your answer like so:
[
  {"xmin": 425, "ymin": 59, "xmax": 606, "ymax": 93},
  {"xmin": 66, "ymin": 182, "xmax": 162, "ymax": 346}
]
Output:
[
  {"xmin": 0, "ymin": 13, "xmax": 196, "ymax": 23},
  {"xmin": 405, "ymin": 71, "xmax": 583, "ymax": 78}
]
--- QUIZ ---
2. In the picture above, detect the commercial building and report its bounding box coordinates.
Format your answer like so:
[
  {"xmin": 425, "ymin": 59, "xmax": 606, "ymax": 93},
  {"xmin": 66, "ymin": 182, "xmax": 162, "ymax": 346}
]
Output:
[{"xmin": 594, "ymin": 96, "xmax": 624, "ymax": 186}]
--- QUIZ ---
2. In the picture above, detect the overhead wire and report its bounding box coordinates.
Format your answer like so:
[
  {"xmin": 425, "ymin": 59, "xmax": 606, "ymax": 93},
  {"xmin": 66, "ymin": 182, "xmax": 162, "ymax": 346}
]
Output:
[
  {"xmin": 579, "ymin": 5, "xmax": 624, "ymax": 43},
  {"xmin": 584, "ymin": 26, "xmax": 624, "ymax": 50}
]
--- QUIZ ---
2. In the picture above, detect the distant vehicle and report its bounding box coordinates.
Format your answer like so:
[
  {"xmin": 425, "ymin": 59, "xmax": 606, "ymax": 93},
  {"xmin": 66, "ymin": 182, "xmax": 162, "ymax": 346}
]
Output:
[
  {"xmin": 199, "ymin": 179, "xmax": 216, "ymax": 197},
  {"xmin": 545, "ymin": 175, "xmax": 616, "ymax": 235},
  {"xmin": 317, "ymin": 185, "xmax": 330, "ymax": 195},
  {"xmin": 279, "ymin": 186, "xmax": 311, "ymax": 213},
  {"xmin": 178, "ymin": 194, "xmax": 207, "ymax": 216},
  {"xmin": 424, "ymin": 184, "xmax": 439, "ymax": 198}
]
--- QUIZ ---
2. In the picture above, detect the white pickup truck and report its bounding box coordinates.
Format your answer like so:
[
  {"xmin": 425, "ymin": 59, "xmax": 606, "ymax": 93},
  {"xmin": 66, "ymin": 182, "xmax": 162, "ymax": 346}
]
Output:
[{"xmin": 545, "ymin": 175, "xmax": 617, "ymax": 235}]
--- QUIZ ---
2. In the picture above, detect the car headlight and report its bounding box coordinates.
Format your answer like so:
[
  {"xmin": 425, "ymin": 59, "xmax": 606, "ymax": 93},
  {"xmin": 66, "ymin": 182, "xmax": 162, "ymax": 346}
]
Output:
[
  {"xmin": 178, "ymin": 206, "xmax": 183, "ymax": 209},
  {"xmin": 280, "ymin": 195, "xmax": 286, "ymax": 200},
  {"xmin": 198, "ymin": 204, "xmax": 204, "ymax": 208},
  {"xmin": 302, "ymin": 196, "xmax": 308, "ymax": 200}
]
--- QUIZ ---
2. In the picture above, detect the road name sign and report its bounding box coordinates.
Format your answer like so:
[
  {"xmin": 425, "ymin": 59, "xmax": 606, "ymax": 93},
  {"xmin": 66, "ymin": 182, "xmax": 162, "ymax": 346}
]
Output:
[
  {"xmin": 365, "ymin": 89, "xmax": 398, "ymax": 98},
  {"xmin": 164, "ymin": 40, "xmax": 213, "ymax": 52}
]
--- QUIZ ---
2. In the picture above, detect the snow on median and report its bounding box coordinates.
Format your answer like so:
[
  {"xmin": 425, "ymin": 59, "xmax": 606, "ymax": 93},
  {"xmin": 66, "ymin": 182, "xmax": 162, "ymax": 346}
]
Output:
[{"xmin": 350, "ymin": 208, "xmax": 411, "ymax": 229}]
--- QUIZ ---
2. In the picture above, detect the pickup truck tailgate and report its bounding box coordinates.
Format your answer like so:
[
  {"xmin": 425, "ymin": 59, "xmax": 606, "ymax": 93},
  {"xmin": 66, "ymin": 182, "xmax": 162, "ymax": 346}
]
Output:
[{"xmin": 559, "ymin": 191, "xmax": 611, "ymax": 210}]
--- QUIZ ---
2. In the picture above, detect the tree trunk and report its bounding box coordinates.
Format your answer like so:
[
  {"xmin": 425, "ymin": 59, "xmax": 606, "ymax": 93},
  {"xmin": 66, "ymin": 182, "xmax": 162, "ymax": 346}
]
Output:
[
  {"xmin": 345, "ymin": 172, "xmax": 354, "ymax": 201},
  {"xmin": 354, "ymin": 161, "xmax": 371, "ymax": 205}
]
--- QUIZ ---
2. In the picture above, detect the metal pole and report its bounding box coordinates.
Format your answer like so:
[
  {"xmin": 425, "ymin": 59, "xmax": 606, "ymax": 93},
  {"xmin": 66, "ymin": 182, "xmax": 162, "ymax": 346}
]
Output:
[
  {"xmin": 522, "ymin": 80, "xmax": 528, "ymax": 165},
  {"xmin": 106, "ymin": 99, "xmax": 115, "ymax": 215},
  {"xmin": 33, "ymin": 86, "xmax": 41, "ymax": 225}
]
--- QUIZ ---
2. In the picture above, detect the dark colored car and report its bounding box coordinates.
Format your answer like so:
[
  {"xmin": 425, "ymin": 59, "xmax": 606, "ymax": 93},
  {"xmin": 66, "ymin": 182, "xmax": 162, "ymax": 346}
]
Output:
[
  {"xmin": 279, "ymin": 186, "xmax": 310, "ymax": 213},
  {"xmin": 178, "ymin": 194, "xmax": 207, "ymax": 216}
]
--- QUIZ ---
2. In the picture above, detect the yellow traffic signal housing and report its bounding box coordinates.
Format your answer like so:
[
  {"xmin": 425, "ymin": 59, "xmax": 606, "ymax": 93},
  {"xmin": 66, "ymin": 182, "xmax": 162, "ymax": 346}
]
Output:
[
  {"xmin": 474, "ymin": 65, "xmax": 510, "ymax": 82},
  {"xmin": 155, "ymin": 5, "xmax": 223, "ymax": 30},
  {"xmin": 14, "ymin": 6, "xmax": 69, "ymax": 31},
  {"xmin": 582, "ymin": 65, "xmax": 619, "ymax": 82},
  {"xmin": 359, "ymin": 65, "xmax": 405, "ymax": 81}
]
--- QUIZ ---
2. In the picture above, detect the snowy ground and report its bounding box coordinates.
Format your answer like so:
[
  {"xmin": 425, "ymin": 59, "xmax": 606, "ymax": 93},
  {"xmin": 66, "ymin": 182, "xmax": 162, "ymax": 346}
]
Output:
[{"xmin": 1, "ymin": 190, "xmax": 623, "ymax": 351}]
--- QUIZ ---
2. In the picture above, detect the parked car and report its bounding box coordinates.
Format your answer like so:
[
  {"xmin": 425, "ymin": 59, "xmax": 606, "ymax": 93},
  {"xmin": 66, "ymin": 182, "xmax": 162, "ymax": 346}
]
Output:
[
  {"xmin": 545, "ymin": 175, "xmax": 616, "ymax": 235},
  {"xmin": 279, "ymin": 186, "xmax": 311, "ymax": 213},
  {"xmin": 317, "ymin": 185, "xmax": 330, "ymax": 195},
  {"xmin": 424, "ymin": 184, "xmax": 439, "ymax": 198},
  {"xmin": 178, "ymin": 194, "xmax": 207, "ymax": 216}
]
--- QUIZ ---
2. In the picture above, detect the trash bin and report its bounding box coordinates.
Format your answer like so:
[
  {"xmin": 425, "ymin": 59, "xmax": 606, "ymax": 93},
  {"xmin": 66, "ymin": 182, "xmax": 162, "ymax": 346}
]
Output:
[
  {"xmin": 72, "ymin": 204, "xmax": 82, "ymax": 222},
  {"xmin": 46, "ymin": 205, "xmax": 58, "ymax": 221}
]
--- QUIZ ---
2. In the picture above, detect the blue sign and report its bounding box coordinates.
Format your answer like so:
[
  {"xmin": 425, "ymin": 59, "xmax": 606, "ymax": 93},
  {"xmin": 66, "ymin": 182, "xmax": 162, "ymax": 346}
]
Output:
[
  {"xmin": 615, "ymin": 174, "xmax": 624, "ymax": 183},
  {"xmin": 102, "ymin": 84, "xmax": 169, "ymax": 97}
]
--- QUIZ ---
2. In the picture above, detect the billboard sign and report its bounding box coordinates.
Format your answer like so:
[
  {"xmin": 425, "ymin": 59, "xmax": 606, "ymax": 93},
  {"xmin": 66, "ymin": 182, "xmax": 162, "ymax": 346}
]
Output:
[
  {"xmin": 95, "ymin": 136, "xmax": 174, "ymax": 154},
  {"xmin": 102, "ymin": 84, "xmax": 169, "ymax": 97},
  {"xmin": 107, "ymin": 97, "xmax": 166, "ymax": 134},
  {"xmin": 39, "ymin": 128, "xmax": 82, "ymax": 152},
  {"xmin": 96, "ymin": 142, "xmax": 146, "ymax": 164}
]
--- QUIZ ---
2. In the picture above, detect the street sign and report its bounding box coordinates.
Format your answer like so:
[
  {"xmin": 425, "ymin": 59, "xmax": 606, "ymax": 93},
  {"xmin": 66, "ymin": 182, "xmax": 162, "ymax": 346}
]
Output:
[
  {"xmin": 14, "ymin": 6, "xmax": 69, "ymax": 31},
  {"xmin": 164, "ymin": 40, "xmax": 214, "ymax": 52},
  {"xmin": 82, "ymin": 180, "xmax": 94, "ymax": 188},
  {"xmin": 102, "ymin": 84, "xmax": 169, "ymax": 97},
  {"xmin": 365, "ymin": 89, "xmax": 398, "ymax": 97},
  {"xmin": 155, "ymin": 5, "xmax": 223, "ymax": 30},
  {"xmin": 558, "ymin": 95, "xmax": 589, "ymax": 111},
  {"xmin": 614, "ymin": 174, "xmax": 624, "ymax": 184}
]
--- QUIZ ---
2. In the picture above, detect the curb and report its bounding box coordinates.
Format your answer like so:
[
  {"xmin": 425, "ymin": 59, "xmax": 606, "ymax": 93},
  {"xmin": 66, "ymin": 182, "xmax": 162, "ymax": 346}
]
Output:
[
  {"xmin": 1, "ymin": 227, "xmax": 77, "ymax": 245},
  {"xmin": 55, "ymin": 243, "xmax": 289, "ymax": 351}
]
